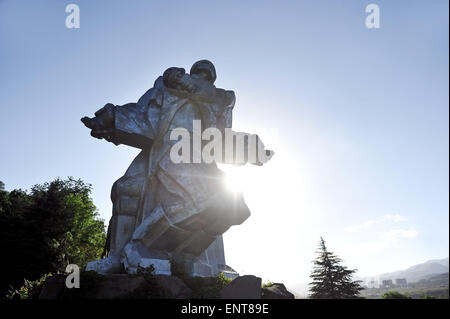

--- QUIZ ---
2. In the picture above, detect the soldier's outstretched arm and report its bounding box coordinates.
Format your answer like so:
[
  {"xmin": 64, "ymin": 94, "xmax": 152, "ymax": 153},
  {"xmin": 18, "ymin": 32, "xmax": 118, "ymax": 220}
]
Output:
[
  {"xmin": 81, "ymin": 103, "xmax": 116, "ymax": 141},
  {"xmin": 81, "ymin": 102, "xmax": 157, "ymax": 149}
]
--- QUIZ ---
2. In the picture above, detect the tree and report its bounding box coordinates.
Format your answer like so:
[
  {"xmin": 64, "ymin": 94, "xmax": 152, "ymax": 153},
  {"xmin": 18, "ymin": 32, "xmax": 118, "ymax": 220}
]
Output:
[
  {"xmin": 0, "ymin": 177, "xmax": 106, "ymax": 296},
  {"xmin": 0, "ymin": 181, "xmax": 10, "ymax": 214},
  {"xmin": 309, "ymin": 237, "xmax": 363, "ymax": 299}
]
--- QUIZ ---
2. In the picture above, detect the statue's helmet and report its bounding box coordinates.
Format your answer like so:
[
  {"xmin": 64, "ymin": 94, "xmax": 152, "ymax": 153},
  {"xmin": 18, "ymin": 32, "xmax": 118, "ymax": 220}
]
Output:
[{"xmin": 190, "ymin": 60, "xmax": 216, "ymax": 83}]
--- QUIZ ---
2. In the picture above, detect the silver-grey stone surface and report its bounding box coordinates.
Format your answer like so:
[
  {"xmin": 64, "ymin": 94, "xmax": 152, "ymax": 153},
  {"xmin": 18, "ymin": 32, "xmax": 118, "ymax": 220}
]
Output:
[{"xmin": 82, "ymin": 60, "xmax": 272, "ymax": 277}]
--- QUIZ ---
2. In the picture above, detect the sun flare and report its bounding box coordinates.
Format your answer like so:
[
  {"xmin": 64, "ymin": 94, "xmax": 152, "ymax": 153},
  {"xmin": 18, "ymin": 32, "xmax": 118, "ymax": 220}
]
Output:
[{"xmin": 224, "ymin": 167, "xmax": 246, "ymax": 192}]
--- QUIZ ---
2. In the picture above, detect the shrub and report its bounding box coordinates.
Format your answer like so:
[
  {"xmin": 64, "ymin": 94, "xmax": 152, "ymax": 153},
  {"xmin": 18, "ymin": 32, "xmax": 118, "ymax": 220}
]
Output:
[
  {"xmin": 381, "ymin": 291, "xmax": 411, "ymax": 299},
  {"xmin": 6, "ymin": 273, "xmax": 52, "ymax": 299}
]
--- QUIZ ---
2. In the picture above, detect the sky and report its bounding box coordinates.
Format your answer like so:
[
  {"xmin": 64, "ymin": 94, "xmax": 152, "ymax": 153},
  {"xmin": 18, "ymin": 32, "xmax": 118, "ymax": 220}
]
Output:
[{"xmin": 0, "ymin": 0, "xmax": 448, "ymax": 294}]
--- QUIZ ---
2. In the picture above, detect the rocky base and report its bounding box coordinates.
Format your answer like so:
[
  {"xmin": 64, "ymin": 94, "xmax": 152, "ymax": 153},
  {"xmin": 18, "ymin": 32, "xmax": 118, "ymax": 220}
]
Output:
[{"xmin": 38, "ymin": 272, "xmax": 294, "ymax": 299}]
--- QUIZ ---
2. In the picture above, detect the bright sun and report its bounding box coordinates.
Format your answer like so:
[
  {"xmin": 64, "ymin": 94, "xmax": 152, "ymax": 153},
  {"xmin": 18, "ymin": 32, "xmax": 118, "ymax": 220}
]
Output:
[
  {"xmin": 224, "ymin": 167, "xmax": 245, "ymax": 192},
  {"xmin": 220, "ymin": 164, "xmax": 259, "ymax": 194}
]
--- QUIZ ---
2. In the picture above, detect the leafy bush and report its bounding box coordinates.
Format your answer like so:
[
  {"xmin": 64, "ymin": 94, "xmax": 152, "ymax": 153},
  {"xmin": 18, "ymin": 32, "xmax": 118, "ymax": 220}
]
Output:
[
  {"xmin": 170, "ymin": 256, "xmax": 232, "ymax": 298},
  {"xmin": 182, "ymin": 273, "xmax": 232, "ymax": 298},
  {"xmin": 0, "ymin": 178, "xmax": 106, "ymax": 297},
  {"xmin": 262, "ymin": 281, "xmax": 274, "ymax": 288},
  {"xmin": 6, "ymin": 273, "xmax": 52, "ymax": 299},
  {"xmin": 381, "ymin": 291, "xmax": 411, "ymax": 299}
]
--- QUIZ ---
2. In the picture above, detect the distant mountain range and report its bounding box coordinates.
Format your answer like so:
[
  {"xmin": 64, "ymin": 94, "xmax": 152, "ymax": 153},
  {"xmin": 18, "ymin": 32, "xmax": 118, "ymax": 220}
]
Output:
[
  {"xmin": 287, "ymin": 257, "xmax": 449, "ymax": 297},
  {"xmin": 363, "ymin": 257, "xmax": 449, "ymax": 284}
]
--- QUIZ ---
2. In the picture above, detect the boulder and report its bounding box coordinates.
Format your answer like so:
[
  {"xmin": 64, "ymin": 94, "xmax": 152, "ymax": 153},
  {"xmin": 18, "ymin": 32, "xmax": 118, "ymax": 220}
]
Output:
[
  {"xmin": 153, "ymin": 275, "xmax": 192, "ymax": 299},
  {"xmin": 39, "ymin": 275, "xmax": 66, "ymax": 299},
  {"xmin": 39, "ymin": 273, "xmax": 296, "ymax": 299},
  {"xmin": 261, "ymin": 283, "xmax": 295, "ymax": 299},
  {"xmin": 38, "ymin": 273, "xmax": 192, "ymax": 299},
  {"xmin": 219, "ymin": 275, "xmax": 261, "ymax": 299},
  {"xmin": 94, "ymin": 274, "xmax": 147, "ymax": 299}
]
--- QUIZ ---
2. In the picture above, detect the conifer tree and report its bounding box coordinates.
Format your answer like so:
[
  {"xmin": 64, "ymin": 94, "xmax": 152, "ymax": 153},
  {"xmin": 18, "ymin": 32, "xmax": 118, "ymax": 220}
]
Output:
[{"xmin": 309, "ymin": 237, "xmax": 363, "ymax": 299}]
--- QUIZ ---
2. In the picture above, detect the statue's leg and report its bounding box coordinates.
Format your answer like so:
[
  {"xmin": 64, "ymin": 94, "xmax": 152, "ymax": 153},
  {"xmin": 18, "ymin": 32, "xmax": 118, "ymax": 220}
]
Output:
[
  {"xmin": 121, "ymin": 199, "xmax": 240, "ymax": 277},
  {"xmin": 107, "ymin": 203, "xmax": 136, "ymax": 257},
  {"xmin": 86, "ymin": 150, "xmax": 148, "ymax": 274},
  {"xmin": 120, "ymin": 201, "xmax": 217, "ymax": 276},
  {"xmin": 118, "ymin": 158, "xmax": 250, "ymax": 276}
]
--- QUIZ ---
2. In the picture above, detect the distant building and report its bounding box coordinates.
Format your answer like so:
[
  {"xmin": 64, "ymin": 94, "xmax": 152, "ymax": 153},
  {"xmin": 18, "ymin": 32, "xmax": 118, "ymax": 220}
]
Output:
[
  {"xmin": 395, "ymin": 278, "xmax": 407, "ymax": 288},
  {"xmin": 381, "ymin": 279, "xmax": 394, "ymax": 289},
  {"xmin": 367, "ymin": 279, "xmax": 378, "ymax": 289}
]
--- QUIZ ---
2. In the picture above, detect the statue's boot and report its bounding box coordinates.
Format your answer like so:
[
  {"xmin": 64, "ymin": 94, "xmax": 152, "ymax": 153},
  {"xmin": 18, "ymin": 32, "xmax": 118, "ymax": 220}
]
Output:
[
  {"xmin": 85, "ymin": 213, "xmax": 136, "ymax": 274},
  {"xmin": 120, "ymin": 195, "xmax": 250, "ymax": 276},
  {"xmin": 86, "ymin": 255, "xmax": 121, "ymax": 274}
]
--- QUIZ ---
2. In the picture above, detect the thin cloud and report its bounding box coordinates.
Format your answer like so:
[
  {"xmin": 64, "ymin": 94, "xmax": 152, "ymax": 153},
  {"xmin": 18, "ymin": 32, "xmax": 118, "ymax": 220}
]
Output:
[
  {"xmin": 381, "ymin": 229, "xmax": 418, "ymax": 242},
  {"xmin": 345, "ymin": 214, "xmax": 407, "ymax": 232},
  {"xmin": 382, "ymin": 214, "xmax": 406, "ymax": 222},
  {"xmin": 346, "ymin": 227, "xmax": 419, "ymax": 258},
  {"xmin": 345, "ymin": 220, "xmax": 375, "ymax": 232}
]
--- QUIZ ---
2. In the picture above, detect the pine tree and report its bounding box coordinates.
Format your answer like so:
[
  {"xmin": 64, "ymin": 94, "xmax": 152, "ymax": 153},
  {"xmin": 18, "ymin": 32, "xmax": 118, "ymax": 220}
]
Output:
[{"xmin": 309, "ymin": 237, "xmax": 363, "ymax": 299}]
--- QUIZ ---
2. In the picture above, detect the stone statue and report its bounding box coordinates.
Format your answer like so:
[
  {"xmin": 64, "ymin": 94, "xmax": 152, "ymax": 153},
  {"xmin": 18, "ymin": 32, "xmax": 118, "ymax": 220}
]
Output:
[{"xmin": 81, "ymin": 60, "xmax": 273, "ymax": 277}]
